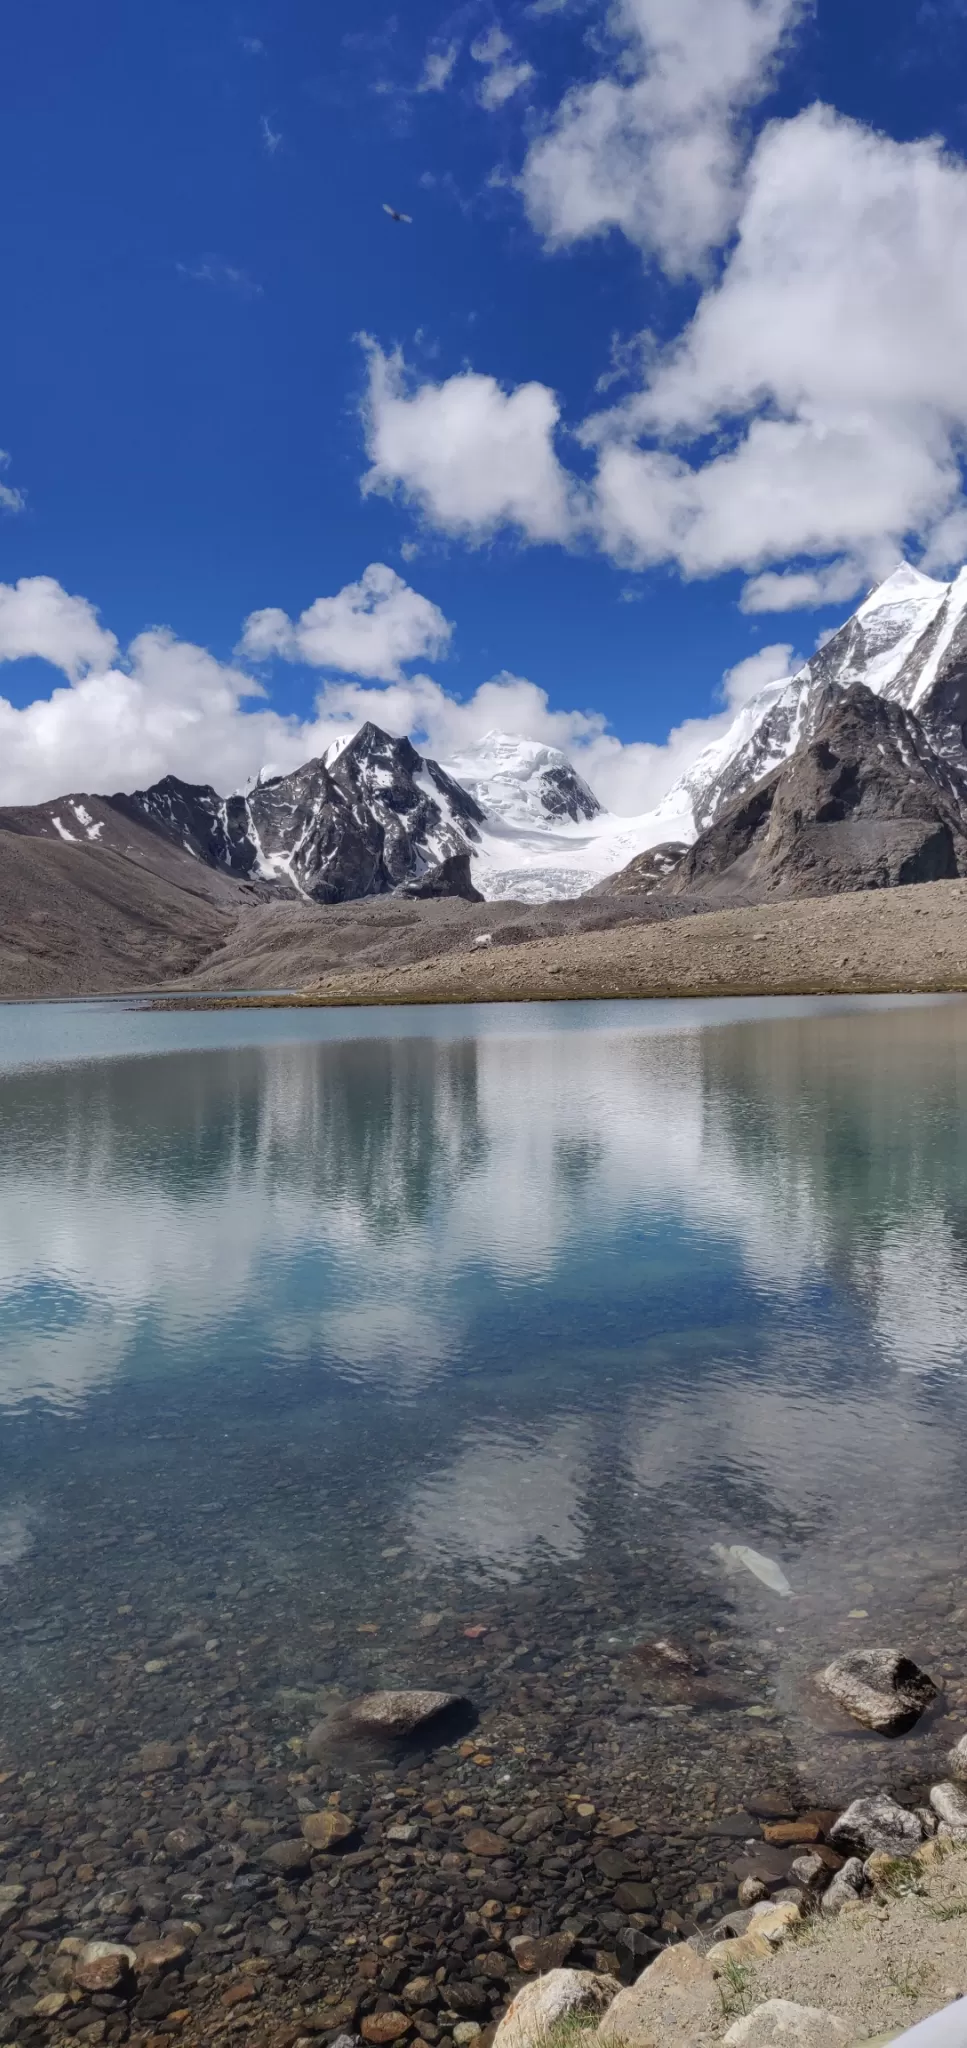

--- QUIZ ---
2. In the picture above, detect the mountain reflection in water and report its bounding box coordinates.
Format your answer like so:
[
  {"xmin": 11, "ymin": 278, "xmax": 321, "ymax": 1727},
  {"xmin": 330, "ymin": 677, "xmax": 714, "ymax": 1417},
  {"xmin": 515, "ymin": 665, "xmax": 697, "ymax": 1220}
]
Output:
[{"xmin": 2, "ymin": 996, "xmax": 967, "ymax": 1824}]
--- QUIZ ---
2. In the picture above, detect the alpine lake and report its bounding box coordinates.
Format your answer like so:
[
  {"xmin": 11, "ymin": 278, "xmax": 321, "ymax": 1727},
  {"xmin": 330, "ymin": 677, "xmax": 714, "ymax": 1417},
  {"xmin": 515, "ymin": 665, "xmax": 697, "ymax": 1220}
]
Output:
[{"xmin": 2, "ymin": 992, "xmax": 967, "ymax": 2046}]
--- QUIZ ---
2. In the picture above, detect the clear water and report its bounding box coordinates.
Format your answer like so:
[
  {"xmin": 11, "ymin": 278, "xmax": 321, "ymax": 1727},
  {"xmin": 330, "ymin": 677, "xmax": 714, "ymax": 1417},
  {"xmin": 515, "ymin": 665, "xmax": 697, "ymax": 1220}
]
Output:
[{"xmin": 3, "ymin": 994, "xmax": 967, "ymax": 1887}]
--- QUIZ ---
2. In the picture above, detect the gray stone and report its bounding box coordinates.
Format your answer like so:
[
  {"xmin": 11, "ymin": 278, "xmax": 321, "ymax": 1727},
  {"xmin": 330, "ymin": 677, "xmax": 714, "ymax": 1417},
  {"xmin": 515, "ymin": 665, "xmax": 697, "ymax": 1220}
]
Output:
[
  {"xmin": 738, "ymin": 1877, "xmax": 769, "ymax": 1907},
  {"xmin": 816, "ymin": 1649, "xmax": 938, "ymax": 1733},
  {"xmin": 789, "ymin": 1852, "xmax": 831, "ymax": 1893},
  {"xmin": 723, "ymin": 1999, "xmax": 851, "ymax": 2047},
  {"xmin": 931, "ymin": 1783, "xmax": 967, "ymax": 1837},
  {"xmin": 820, "ymin": 1858, "xmax": 868, "ymax": 1915},
  {"xmin": 828, "ymin": 1795, "xmax": 924, "ymax": 1858}
]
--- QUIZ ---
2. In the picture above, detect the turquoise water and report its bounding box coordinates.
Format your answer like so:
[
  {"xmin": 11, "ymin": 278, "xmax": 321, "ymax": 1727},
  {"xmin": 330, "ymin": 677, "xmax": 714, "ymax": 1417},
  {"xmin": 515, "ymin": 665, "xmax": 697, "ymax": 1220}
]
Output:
[{"xmin": 2, "ymin": 994, "xmax": 967, "ymax": 1838}]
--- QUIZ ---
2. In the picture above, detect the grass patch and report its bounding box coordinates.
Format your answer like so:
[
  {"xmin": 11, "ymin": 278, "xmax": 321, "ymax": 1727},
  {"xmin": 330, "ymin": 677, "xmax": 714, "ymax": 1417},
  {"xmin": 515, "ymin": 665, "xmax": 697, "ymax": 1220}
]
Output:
[
  {"xmin": 885, "ymin": 1954, "xmax": 930, "ymax": 2001},
  {"xmin": 872, "ymin": 1857, "xmax": 925, "ymax": 1901},
  {"xmin": 931, "ymin": 1898, "xmax": 967, "ymax": 1921},
  {"xmin": 716, "ymin": 1957, "xmax": 760, "ymax": 2023}
]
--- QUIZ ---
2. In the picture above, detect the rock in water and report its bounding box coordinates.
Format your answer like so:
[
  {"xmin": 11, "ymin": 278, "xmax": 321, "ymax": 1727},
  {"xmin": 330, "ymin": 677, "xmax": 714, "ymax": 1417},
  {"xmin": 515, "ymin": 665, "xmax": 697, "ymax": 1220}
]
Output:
[
  {"xmin": 829, "ymin": 1794, "xmax": 924, "ymax": 1857},
  {"xmin": 302, "ymin": 1810, "xmax": 355, "ymax": 1851},
  {"xmin": 712, "ymin": 1543, "xmax": 793, "ymax": 1597},
  {"xmin": 723, "ymin": 2001, "xmax": 851, "ymax": 2047},
  {"xmin": 307, "ymin": 1688, "xmax": 467, "ymax": 1755},
  {"xmin": 816, "ymin": 1648, "xmax": 939, "ymax": 1732},
  {"xmin": 492, "ymin": 1969, "xmax": 619, "ymax": 2048},
  {"xmin": 597, "ymin": 1943, "xmax": 717, "ymax": 2047}
]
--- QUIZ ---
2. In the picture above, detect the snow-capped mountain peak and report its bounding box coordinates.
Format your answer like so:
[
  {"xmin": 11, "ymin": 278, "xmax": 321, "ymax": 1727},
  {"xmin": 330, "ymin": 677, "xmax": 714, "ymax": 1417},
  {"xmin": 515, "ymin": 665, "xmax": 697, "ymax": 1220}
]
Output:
[{"xmin": 443, "ymin": 730, "xmax": 602, "ymax": 829}]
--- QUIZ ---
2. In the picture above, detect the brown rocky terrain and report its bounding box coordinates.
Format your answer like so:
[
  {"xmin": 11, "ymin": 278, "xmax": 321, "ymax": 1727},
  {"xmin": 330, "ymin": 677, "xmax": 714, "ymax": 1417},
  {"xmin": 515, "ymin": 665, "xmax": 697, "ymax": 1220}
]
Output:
[{"xmin": 178, "ymin": 878, "xmax": 967, "ymax": 1008}]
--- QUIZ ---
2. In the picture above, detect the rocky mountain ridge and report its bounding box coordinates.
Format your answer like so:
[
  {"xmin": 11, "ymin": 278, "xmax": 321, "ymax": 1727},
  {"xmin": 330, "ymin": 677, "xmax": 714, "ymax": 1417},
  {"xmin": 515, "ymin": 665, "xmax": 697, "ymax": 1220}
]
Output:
[{"xmin": 654, "ymin": 682, "xmax": 967, "ymax": 904}]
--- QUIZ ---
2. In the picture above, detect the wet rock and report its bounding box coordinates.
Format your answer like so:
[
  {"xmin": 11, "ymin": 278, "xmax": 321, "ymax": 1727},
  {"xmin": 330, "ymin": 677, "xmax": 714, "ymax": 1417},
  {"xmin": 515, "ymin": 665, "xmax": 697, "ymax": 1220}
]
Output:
[
  {"xmin": 135, "ymin": 1936, "xmax": 189, "ymax": 1971},
  {"xmin": 508, "ymin": 1933, "xmax": 575, "ymax": 1973},
  {"xmin": 0, "ymin": 1883, "xmax": 26, "ymax": 1924},
  {"xmin": 303, "ymin": 1811, "xmax": 355, "ymax": 1852},
  {"xmin": 613, "ymin": 1883, "xmax": 656, "ymax": 1913},
  {"xmin": 828, "ymin": 1795, "xmax": 923, "ymax": 1859},
  {"xmin": 138, "ymin": 1741, "xmax": 185, "ymax": 1773},
  {"xmin": 264, "ymin": 1840, "xmax": 313, "ymax": 1876},
  {"xmin": 738, "ymin": 1878, "xmax": 769, "ymax": 1907},
  {"xmin": 816, "ymin": 1649, "xmax": 938, "ymax": 1733},
  {"xmin": 464, "ymin": 1830, "xmax": 509, "ymax": 1860},
  {"xmin": 494, "ymin": 1969, "xmax": 619, "ymax": 2048},
  {"xmin": 34, "ymin": 1993, "xmax": 70, "ymax": 2018},
  {"xmin": 163, "ymin": 1825, "xmax": 207, "ymax": 1859},
  {"xmin": 761, "ymin": 1822, "xmax": 820, "ymax": 1846},
  {"xmin": 74, "ymin": 1943, "xmax": 137, "ymax": 1994},
  {"xmin": 506, "ymin": 1805, "xmax": 563, "ymax": 1845},
  {"xmin": 723, "ymin": 2001, "xmax": 851, "ymax": 2046},
  {"xmin": 598, "ymin": 1943, "xmax": 716, "ymax": 2046},
  {"xmin": 929, "ymin": 1783, "xmax": 967, "ymax": 1836},
  {"xmin": 820, "ymin": 1859, "xmax": 868, "ymax": 1915},
  {"xmin": 361, "ymin": 2015, "xmax": 411, "ymax": 2042},
  {"xmin": 337, "ymin": 1691, "xmax": 466, "ymax": 1741}
]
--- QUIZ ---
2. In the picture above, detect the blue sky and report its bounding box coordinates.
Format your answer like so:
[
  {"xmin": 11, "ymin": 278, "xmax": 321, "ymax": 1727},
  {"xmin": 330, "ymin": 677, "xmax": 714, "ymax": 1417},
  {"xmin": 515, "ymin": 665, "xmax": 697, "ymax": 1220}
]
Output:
[{"xmin": 3, "ymin": 0, "xmax": 967, "ymax": 811}]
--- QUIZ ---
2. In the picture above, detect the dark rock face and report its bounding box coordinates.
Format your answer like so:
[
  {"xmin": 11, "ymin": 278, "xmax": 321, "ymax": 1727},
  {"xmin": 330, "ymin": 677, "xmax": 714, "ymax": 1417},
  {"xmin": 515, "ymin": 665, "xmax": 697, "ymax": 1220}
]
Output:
[
  {"xmin": 587, "ymin": 844, "xmax": 687, "ymax": 898},
  {"xmin": 399, "ymin": 853, "xmax": 484, "ymax": 902},
  {"xmin": 112, "ymin": 724, "xmax": 486, "ymax": 905},
  {"xmin": 660, "ymin": 685, "xmax": 967, "ymax": 904},
  {"xmin": 536, "ymin": 762, "xmax": 602, "ymax": 823}
]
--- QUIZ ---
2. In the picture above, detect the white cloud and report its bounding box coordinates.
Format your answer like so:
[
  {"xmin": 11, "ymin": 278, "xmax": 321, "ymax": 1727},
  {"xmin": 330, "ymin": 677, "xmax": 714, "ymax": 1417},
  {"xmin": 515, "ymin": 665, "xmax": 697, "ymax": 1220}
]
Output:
[
  {"xmin": 0, "ymin": 577, "xmax": 119, "ymax": 680},
  {"xmin": 372, "ymin": 103, "xmax": 967, "ymax": 600},
  {"xmin": 239, "ymin": 563, "xmax": 452, "ymax": 681},
  {"xmin": 177, "ymin": 257, "xmax": 263, "ymax": 297},
  {"xmin": 0, "ymin": 572, "xmax": 800, "ymax": 818},
  {"xmin": 721, "ymin": 641, "xmax": 796, "ymax": 706},
  {"xmin": 0, "ymin": 451, "xmax": 25, "ymax": 514},
  {"xmin": 471, "ymin": 26, "xmax": 535, "ymax": 111},
  {"xmin": 521, "ymin": 0, "xmax": 808, "ymax": 276},
  {"xmin": 361, "ymin": 340, "xmax": 577, "ymax": 543},
  {"xmin": 585, "ymin": 107, "xmax": 967, "ymax": 581},
  {"xmin": 740, "ymin": 560, "xmax": 867, "ymax": 614},
  {"xmin": 418, "ymin": 40, "xmax": 459, "ymax": 92},
  {"xmin": 260, "ymin": 114, "xmax": 282, "ymax": 154}
]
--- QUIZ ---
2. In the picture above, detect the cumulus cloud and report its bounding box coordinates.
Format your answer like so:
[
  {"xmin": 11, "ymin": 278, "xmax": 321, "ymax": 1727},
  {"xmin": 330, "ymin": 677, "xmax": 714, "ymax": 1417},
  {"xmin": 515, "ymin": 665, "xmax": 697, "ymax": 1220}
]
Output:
[
  {"xmin": 239, "ymin": 563, "xmax": 452, "ymax": 681},
  {"xmin": 370, "ymin": 103, "xmax": 967, "ymax": 601},
  {"xmin": 521, "ymin": 0, "xmax": 808, "ymax": 276},
  {"xmin": 0, "ymin": 577, "xmax": 119, "ymax": 680},
  {"xmin": 0, "ymin": 572, "xmax": 799, "ymax": 817},
  {"xmin": 471, "ymin": 27, "xmax": 535, "ymax": 110},
  {"xmin": 585, "ymin": 108, "xmax": 967, "ymax": 580},
  {"xmin": 361, "ymin": 340, "xmax": 577, "ymax": 542}
]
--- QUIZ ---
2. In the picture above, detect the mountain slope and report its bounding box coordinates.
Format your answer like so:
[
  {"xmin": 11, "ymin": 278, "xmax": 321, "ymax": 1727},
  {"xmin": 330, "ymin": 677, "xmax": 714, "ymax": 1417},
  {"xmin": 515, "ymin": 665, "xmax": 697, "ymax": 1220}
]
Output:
[
  {"xmin": 657, "ymin": 683, "xmax": 967, "ymax": 904},
  {"xmin": 655, "ymin": 563, "xmax": 967, "ymax": 845},
  {"xmin": 115, "ymin": 723, "xmax": 485, "ymax": 904}
]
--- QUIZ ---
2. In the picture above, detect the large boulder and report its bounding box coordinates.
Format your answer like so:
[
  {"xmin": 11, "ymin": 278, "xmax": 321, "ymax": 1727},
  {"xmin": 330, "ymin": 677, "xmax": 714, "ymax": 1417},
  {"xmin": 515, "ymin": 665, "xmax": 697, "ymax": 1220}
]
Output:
[
  {"xmin": 723, "ymin": 2001, "xmax": 850, "ymax": 2047},
  {"xmin": 816, "ymin": 1648, "xmax": 938, "ymax": 1733},
  {"xmin": 596, "ymin": 1942, "xmax": 717, "ymax": 2048},
  {"xmin": 829, "ymin": 1794, "xmax": 924, "ymax": 1858},
  {"xmin": 492, "ymin": 1970, "xmax": 619, "ymax": 2048}
]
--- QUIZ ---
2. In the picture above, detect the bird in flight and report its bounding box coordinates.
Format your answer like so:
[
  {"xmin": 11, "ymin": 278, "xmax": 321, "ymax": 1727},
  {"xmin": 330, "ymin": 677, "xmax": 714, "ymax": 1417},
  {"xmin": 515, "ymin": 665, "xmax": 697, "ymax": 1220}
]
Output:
[{"xmin": 383, "ymin": 203, "xmax": 412, "ymax": 224}]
